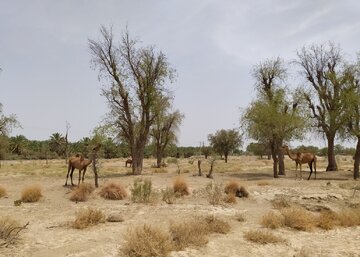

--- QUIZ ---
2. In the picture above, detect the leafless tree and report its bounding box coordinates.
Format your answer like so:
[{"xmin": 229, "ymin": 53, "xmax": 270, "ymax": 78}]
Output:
[{"xmin": 89, "ymin": 26, "xmax": 175, "ymax": 175}]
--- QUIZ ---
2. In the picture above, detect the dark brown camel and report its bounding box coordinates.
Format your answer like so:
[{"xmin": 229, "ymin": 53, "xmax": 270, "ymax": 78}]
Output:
[
  {"xmin": 280, "ymin": 145, "xmax": 317, "ymax": 180},
  {"xmin": 65, "ymin": 154, "xmax": 93, "ymax": 186}
]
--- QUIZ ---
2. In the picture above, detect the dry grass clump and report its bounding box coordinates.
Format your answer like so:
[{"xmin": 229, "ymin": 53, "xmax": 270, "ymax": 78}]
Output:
[
  {"xmin": 203, "ymin": 215, "xmax": 231, "ymax": 234},
  {"xmin": 224, "ymin": 180, "xmax": 240, "ymax": 195},
  {"xmin": 161, "ymin": 187, "xmax": 181, "ymax": 204},
  {"xmin": 131, "ymin": 178, "xmax": 158, "ymax": 203},
  {"xmin": 234, "ymin": 212, "xmax": 246, "ymax": 222},
  {"xmin": 238, "ymin": 186, "xmax": 249, "ymax": 198},
  {"xmin": 169, "ymin": 216, "xmax": 230, "ymax": 251},
  {"xmin": 0, "ymin": 186, "xmax": 6, "ymax": 198},
  {"xmin": 173, "ymin": 177, "xmax": 190, "ymax": 196},
  {"xmin": 316, "ymin": 210, "xmax": 339, "ymax": 230},
  {"xmin": 69, "ymin": 183, "xmax": 95, "ymax": 202},
  {"xmin": 223, "ymin": 192, "xmax": 236, "ymax": 203},
  {"xmin": 271, "ymin": 195, "xmax": 292, "ymax": 209},
  {"xmin": 169, "ymin": 219, "xmax": 209, "ymax": 250},
  {"xmin": 261, "ymin": 211, "xmax": 285, "ymax": 229},
  {"xmin": 121, "ymin": 225, "xmax": 173, "ymax": 257},
  {"xmin": 21, "ymin": 185, "xmax": 42, "ymax": 203},
  {"xmin": 0, "ymin": 217, "xmax": 28, "ymax": 247},
  {"xmin": 336, "ymin": 207, "xmax": 360, "ymax": 227},
  {"xmin": 72, "ymin": 208, "xmax": 105, "ymax": 229},
  {"xmin": 281, "ymin": 206, "xmax": 316, "ymax": 231},
  {"xmin": 205, "ymin": 182, "xmax": 224, "ymax": 205},
  {"xmin": 99, "ymin": 182, "xmax": 128, "ymax": 200},
  {"xmin": 244, "ymin": 229, "xmax": 285, "ymax": 244}
]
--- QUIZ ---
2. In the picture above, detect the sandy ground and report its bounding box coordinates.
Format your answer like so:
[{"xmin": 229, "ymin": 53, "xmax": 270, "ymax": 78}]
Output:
[{"xmin": 0, "ymin": 156, "xmax": 360, "ymax": 257}]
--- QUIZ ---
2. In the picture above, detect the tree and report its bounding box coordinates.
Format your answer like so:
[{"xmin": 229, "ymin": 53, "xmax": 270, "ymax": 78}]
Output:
[
  {"xmin": 341, "ymin": 60, "xmax": 360, "ymax": 179},
  {"xmin": 296, "ymin": 42, "xmax": 350, "ymax": 171},
  {"xmin": 49, "ymin": 133, "xmax": 66, "ymax": 157},
  {"xmin": 0, "ymin": 103, "xmax": 19, "ymax": 165},
  {"xmin": 242, "ymin": 57, "xmax": 307, "ymax": 177},
  {"xmin": 208, "ymin": 129, "xmax": 242, "ymax": 163},
  {"xmin": 150, "ymin": 104, "xmax": 183, "ymax": 167},
  {"xmin": 89, "ymin": 26, "xmax": 175, "ymax": 175},
  {"xmin": 246, "ymin": 142, "xmax": 270, "ymax": 159}
]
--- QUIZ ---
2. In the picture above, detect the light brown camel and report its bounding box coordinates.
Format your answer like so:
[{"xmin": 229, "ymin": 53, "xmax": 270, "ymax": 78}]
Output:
[
  {"xmin": 125, "ymin": 159, "xmax": 132, "ymax": 167},
  {"xmin": 280, "ymin": 145, "xmax": 317, "ymax": 180},
  {"xmin": 64, "ymin": 154, "xmax": 93, "ymax": 186}
]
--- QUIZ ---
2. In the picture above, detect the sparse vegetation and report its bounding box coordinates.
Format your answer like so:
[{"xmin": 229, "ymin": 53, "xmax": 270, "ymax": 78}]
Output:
[
  {"xmin": 203, "ymin": 215, "xmax": 231, "ymax": 234},
  {"xmin": 281, "ymin": 206, "xmax": 316, "ymax": 231},
  {"xmin": 131, "ymin": 179, "xmax": 157, "ymax": 203},
  {"xmin": 316, "ymin": 210, "xmax": 339, "ymax": 230},
  {"xmin": 21, "ymin": 185, "xmax": 42, "ymax": 203},
  {"xmin": 234, "ymin": 212, "xmax": 246, "ymax": 222},
  {"xmin": 271, "ymin": 195, "xmax": 292, "ymax": 209},
  {"xmin": 261, "ymin": 211, "xmax": 285, "ymax": 229},
  {"xmin": 173, "ymin": 177, "xmax": 190, "ymax": 196},
  {"xmin": 0, "ymin": 186, "xmax": 6, "ymax": 198},
  {"xmin": 161, "ymin": 187, "xmax": 180, "ymax": 204},
  {"xmin": 224, "ymin": 180, "xmax": 240, "ymax": 195},
  {"xmin": 69, "ymin": 183, "xmax": 94, "ymax": 202},
  {"xmin": 0, "ymin": 217, "xmax": 29, "ymax": 247},
  {"xmin": 121, "ymin": 225, "xmax": 173, "ymax": 257},
  {"xmin": 72, "ymin": 208, "xmax": 105, "ymax": 229},
  {"xmin": 223, "ymin": 192, "xmax": 236, "ymax": 203},
  {"xmin": 244, "ymin": 229, "xmax": 285, "ymax": 244},
  {"xmin": 205, "ymin": 182, "xmax": 224, "ymax": 205},
  {"xmin": 99, "ymin": 182, "xmax": 127, "ymax": 200}
]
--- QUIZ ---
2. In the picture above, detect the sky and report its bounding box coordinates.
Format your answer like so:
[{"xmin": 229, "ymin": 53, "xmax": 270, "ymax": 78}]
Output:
[{"xmin": 1, "ymin": 0, "xmax": 360, "ymax": 147}]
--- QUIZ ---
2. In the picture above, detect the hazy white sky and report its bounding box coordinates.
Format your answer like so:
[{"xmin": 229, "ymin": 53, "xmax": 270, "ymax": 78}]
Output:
[{"xmin": 1, "ymin": 0, "xmax": 360, "ymax": 146}]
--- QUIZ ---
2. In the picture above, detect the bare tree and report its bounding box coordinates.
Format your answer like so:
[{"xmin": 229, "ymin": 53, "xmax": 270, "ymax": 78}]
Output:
[
  {"xmin": 296, "ymin": 43, "xmax": 349, "ymax": 171},
  {"xmin": 89, "ymin": 26, "xmax": 175, "ymax": 175}
]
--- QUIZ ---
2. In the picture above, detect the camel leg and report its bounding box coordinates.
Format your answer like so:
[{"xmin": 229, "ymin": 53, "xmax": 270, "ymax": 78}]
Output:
[
  {"xmin": 314, "ymin": 159, "xmax": 317, "ymax": 179},
  {"xmin": 70, "ymin": 167, "xmax": 76, "ymax": 186},
  {"xmin": 307, "ymin": 162, "xmax": 313, "ymax": 180},
  {"xmin": 299, "ymin": 164, "xmax": 302, "ymax": 180},
  {"xmin": 78, "ymin": 169, "xmax": 82, "ymax": 185},
  {"xmin": 82, "ymin": 167, "xmax": 87, "ymax": 183},
  {"xmin": 65, "ymin": 165, "xmax": 71, "ymax": 186},
  {"xmin": 295, "ymin": 162, "xmax": 298, "ymax": 180}
]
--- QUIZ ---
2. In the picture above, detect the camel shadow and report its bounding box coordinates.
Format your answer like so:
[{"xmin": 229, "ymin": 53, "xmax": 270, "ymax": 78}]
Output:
[{"xmin": 228, "ymin": 172, "xmax": 274, "ymax": 181}]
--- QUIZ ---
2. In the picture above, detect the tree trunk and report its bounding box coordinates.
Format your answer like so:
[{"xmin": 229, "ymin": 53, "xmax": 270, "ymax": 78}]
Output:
[
  {"xmin": 224, "ymin": 153, "xmax": 228, "ymax": 163},
  {"xmin": 278, "ymin": 145, "xmax": 285, "ymax": 176},
  {"xmin": 206, "ymin": 161, "xmax": 214, "ymax": 179},
  {"xmin": 197, "ymin": 160, "xmax": 202, "ymax": 176},
  {"xmin": 270, "ymin": 142, "xmax": 278, "ymax": 178},
  {"xmin": 92, "ymin": 151, "xmax": 99, "ymax": 188},
  {"xmin": 156, "ymin": 151, "xmax": 162, "ymax": 168},
  {"xmin": 326, "ymin": 134, "xmax": 338, "ymax": 171},
  {"xmin": 132, "ymin": 150, "xmax": 144, "ymax": 175},
  {"xmin": 354, "ymin": 136, "xmax": 360, "ymax": 180}
]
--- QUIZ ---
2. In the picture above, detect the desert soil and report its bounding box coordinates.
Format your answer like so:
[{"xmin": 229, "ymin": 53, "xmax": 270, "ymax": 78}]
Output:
[{"xmin": 0, "ymin": 156, "xmax": 360, "ymax": 257}]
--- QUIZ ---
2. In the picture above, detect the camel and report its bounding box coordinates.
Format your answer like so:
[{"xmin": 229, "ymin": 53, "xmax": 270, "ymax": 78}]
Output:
[
  {"xmin": 64, "ymin": 154, "xmax": 93, "ymax": 186},
  {"xmin": 125, "ymin": 159, "xmax": 132, "ymax": 167},
  {"xmin": 280, "ymin": 145, "xmax": 317, "ymax": 180}
]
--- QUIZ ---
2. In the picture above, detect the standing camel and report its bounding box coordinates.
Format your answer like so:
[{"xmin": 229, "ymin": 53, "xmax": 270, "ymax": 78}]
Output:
[
  {"xmin": 125, "ymin": 159, "xmax": 132, "ymax": 167},
  {"xmin": 280, "ymin": 145, "xmax": 317, "ymax": 180},
  {"xmin": 64, "ymin": 154, "xmax": 93, "ymax": 186}
]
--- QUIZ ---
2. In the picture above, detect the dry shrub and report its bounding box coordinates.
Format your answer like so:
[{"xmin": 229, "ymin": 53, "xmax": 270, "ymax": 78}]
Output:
[
  {"xmin": 224, "ymin": 180, "xmax": 239, "ymax": 195},
  {"xmin": 223, "ymin": 192, "xmax": 236, "ymax": 204},
  {"xmin": 161, "ymin": 187, "xmax": 181, "ymax": 204},
  {"xmin": 21, "ymin": 185, "xmax": 42, "ymax": 203},
  {"xmin": 0, "ymin": 217, "xmax": 28, "ymax": 247},
  {"xmin": 336, "ymin": 207, "xmax": 360, "ymax": 227},
  {"xmin": 261, "ymin": 211, "xmax": 285, "ymax": 229},
  {"xmin": 173, "ymin": 177, "xmax": 190, "ymax": 196},
  {"xmin": 99, "ymin": 182, "xmax": 127, "ymax": 200},
  {"xmin": 281, "ymin": 206, "xmax": 316, "ymax": 231},
  {"xmin": 70, "ymin": 183, "xmax": 94, "ymax": 202},
  {"xmin": 0, "ymin": 186, "xmax": 6, "ymax": 198},
  {"xmin": 131, "ymin": 179, "xmax": 157, "ymax": 203},
  {"xmin": 316, "ymin": 210, "xmax": 339, "ymax": 230},
  {"xmin": 204, "ymin": 215, "xmax": 231, "ymax": 234},
  {"xmin": 72, "ymin": 208, "xmax": 105, "ymax": 229},
  {"xmin": 121, "ymin": 225, "xmax": 173, "ymax": 257},
  {"xmin": 238, "ymin": 186, "xmax": 249, "ymax": 198},
  {"xmin": 244, "ymin": 229, "xmax": 285, "ymax": 244},
  {"xmin": 169, "ymin": 219, "xmax": 209, "ymax": 250},
  {"xmin": 205, "ymin": 182, "xmax": 224, "ymax": 205},
  {"xmin": 271, "ymin": 195, "xmax": 292, "ymax": 209}
]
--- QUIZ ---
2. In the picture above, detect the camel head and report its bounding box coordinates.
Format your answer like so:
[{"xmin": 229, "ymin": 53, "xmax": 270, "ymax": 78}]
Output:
[{"xmin": 279, "ymin": 145, "xmax": 289, "ymax": 152}]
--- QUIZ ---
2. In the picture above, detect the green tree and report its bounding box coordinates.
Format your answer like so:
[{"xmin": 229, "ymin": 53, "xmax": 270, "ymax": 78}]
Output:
[
  {"xmin": 246, "ymin": 142, "xmax": 270, "ymax": 159},
  {"xmin": 208, "ymin": 129, "xmax": 242, "ymax": 163},
  {"xmin": 242, "ymin": 57, "xmax": 307, "ymax": 177},
  {"xmin": 296, "ymin": 42, "xmax": 351, "ymax": 171},
  {"xmin": 89, "ymin": 26, "xmax": 175, "ymax": 175},
  {"xmin": 49, "ymin": 133, "xmax": 66, "ymax": 157},
  {"xmin": 150, "ymin": 105, "xmax": 184, "ymax": 167}
]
